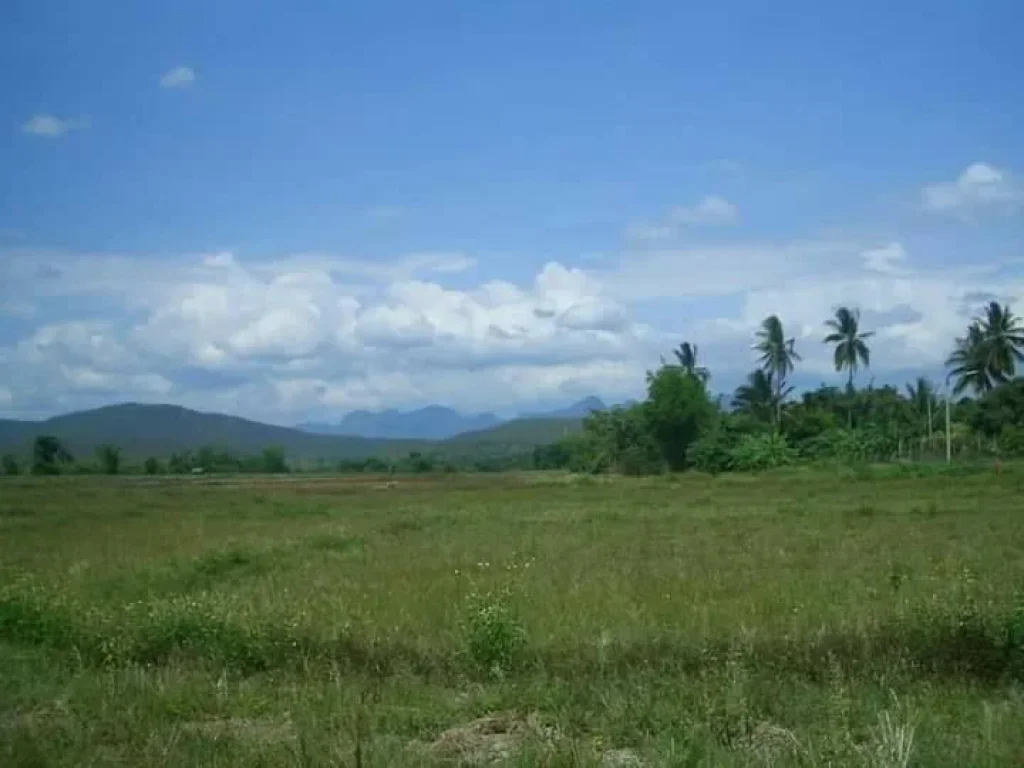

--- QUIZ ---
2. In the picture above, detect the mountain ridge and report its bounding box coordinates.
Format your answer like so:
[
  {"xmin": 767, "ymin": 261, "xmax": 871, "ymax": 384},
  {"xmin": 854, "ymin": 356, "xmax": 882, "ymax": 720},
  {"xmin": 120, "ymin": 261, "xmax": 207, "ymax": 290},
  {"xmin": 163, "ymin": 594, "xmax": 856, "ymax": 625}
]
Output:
[
  {"xmin": 298, "ymin": 396, "xmax": 607, "ymax": 440},
  {"xmin": 0, "ymin": 402, "xmax": 586, "ymax": 461}
]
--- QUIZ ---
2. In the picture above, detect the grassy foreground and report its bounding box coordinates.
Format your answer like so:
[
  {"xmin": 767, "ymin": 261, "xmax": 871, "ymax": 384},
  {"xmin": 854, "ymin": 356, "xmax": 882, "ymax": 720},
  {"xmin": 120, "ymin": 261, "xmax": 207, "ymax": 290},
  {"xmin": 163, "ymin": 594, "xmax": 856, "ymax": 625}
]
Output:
[{"xmin": 2, "ymin": 469, "xmax": 1024, "ymax": 766}]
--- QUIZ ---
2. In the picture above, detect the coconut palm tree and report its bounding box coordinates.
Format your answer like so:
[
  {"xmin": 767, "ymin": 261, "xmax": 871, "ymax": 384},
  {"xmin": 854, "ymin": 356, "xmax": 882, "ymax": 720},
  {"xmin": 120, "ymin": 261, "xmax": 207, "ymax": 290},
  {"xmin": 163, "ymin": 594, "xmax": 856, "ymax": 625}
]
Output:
[
  {"xmin": 732, "ymin": 369, "xmax": 780, "ymax": 423},
  {"xmin": 823, "ymin": 307, "xmax": 873, "ymax": 392},
  {"xmin": 905, "ymin": 376, "xmax": 938, "ymax": 441},
  {"xmin": 753, "ymin": 315, "xmax": 800, "ymax": 427},
  {"xmin": 672, "ymin": 341, "xmax": 710, "ymax": 384},
  {"xmin": 978, "ymin": 301, "xmax": 1024, "ymax": 379},
  {"xmin": 946, "ymin": 322, "xmax": 998, "ymax": 396}
]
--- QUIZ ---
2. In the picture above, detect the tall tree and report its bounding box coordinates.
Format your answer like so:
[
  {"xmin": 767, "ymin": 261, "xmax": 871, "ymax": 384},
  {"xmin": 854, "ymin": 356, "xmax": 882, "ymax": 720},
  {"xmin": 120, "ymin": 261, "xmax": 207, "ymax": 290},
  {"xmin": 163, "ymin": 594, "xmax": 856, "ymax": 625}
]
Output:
[
  {"xmin": 978, "ymin": 301, "xmax": 1024, "ymax": 379},
  {"xmin": 96, "ymin": 444, "xmax": 121, "ymax": 475},
  {"xmin": 32, "ymin": 435, "xmax": 73, "ymax": 475},
  {"xmin": 753, "ymin": 315, "xmax": 800, "ymax": 427},
  {"xmin": 948, "ymin": 302, "xmax": 1024, "ymax": 396},
  {"xmin": 643, "ymin": 364, "xmax": 716, "ymax": 471},
  {"xmin": 823, "ymin": 307, "xmax": 873, "ymax": 391},
  {"xmin": 947, "ymin": 323, "xmax": 1000, "ymax": 396},
  {"xmin": 672, "ymin": 342, "xmax": 710, "ymax": 384},
  {"xmin": 905, "ymin": 377, "xmax": 938, "ymax": 441},
  {"xmin": 732, "ymin": 369, "xmax": 781, "ymax": 424}
]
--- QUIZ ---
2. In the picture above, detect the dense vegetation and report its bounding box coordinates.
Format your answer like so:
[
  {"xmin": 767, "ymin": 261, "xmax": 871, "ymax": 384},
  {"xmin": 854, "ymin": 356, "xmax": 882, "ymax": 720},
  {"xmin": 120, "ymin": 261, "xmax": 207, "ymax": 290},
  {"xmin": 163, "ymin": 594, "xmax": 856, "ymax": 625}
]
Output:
[{"xmin": 537, "ymin": 302, "xmax": 1024, "ymax": 475}]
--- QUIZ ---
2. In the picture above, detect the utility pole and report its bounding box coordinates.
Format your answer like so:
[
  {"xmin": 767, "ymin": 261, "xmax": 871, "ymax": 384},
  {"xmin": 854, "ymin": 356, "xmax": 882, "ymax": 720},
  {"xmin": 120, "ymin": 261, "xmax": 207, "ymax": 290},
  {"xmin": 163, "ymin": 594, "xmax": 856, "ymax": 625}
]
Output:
[{"xmin": 944, "ymin": 377, "xmax": 952, "ymax": 465}]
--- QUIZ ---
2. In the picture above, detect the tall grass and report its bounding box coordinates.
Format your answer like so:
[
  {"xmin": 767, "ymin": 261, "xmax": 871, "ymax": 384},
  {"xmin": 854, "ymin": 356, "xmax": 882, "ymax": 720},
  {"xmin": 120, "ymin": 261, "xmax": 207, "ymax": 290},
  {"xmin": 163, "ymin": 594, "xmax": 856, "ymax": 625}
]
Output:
[{"xmin": 2, "ymin": 468, "xmax": 1024, "ymax": 764}]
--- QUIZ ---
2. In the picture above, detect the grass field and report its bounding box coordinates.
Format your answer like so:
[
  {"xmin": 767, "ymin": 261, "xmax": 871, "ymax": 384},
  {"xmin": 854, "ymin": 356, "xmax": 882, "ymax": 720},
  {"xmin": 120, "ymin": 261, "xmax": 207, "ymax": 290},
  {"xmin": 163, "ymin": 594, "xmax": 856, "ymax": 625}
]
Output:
[{"xmin": 2, "ymin": 468, "xmax": 1024, "ymax": 766}]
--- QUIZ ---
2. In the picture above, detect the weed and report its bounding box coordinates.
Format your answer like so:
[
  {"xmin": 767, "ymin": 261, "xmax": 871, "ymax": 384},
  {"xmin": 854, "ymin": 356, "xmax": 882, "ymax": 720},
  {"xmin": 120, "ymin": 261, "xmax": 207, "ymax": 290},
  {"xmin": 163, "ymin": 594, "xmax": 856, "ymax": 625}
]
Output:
[{"xmin": 461, "ymin": 587, "xmax": 527, "ymax": 677}]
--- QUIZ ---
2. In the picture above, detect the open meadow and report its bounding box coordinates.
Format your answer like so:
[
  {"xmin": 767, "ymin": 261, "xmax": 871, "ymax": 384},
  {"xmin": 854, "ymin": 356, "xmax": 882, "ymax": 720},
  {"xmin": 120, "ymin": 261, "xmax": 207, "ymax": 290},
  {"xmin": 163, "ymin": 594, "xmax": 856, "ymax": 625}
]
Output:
[{"xmin": 2, "ymin": 468, "xmax": 1024, "ymax": 766}]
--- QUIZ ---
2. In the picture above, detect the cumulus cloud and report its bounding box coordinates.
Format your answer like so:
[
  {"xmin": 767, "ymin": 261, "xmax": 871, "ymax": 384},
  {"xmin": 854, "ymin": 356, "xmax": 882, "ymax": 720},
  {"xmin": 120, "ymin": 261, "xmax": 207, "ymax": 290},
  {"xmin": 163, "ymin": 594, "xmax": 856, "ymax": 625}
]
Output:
[
  {"xmin": 159, "ymin": 66, "xmax": 196, "ymax": 88},
  {"xmin": 0, "ymin": 248, "xmax": 656, "ymax": 420},
  {"xmin": 21, "ymin": 114, "xmax": 89, "ymax": 137},
  {"xmin": 922, "ymin": 163, "xmax": 1021, "ymax": 214}
]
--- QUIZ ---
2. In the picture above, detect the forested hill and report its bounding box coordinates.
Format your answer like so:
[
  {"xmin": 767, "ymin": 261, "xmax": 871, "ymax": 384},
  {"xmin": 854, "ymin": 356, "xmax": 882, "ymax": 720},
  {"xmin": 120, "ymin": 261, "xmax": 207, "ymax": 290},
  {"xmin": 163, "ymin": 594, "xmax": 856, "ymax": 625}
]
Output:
[{"xmin": 0, "ymin": 403, "xmax": 584, "ymax": 461}]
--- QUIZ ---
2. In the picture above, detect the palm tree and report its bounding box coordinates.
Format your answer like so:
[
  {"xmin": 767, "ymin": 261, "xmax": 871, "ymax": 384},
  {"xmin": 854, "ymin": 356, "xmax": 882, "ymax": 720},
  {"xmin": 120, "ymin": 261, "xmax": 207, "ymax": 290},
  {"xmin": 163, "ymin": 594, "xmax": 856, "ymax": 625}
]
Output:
[
  {"xmin": 672, "ymin": 342, "xmax": 710, "ymax": 384},
  {"xmin": 948, "ymin": 302, "xmax": 1024, "ymax": 396},
  {"xmin": 978, "ymin": 301, "xmax": 1024, "ymax": 379},
  {"xmin": 823, "ymin": 307, "xmax": 873, "ymax": 392},
  {"xmin": 753, "ymin": 315, "xmax": 801, "ymax": 427},
  {"xmin": 905, "ymin": 377, "xmax": 937, "ymax": 441},
  {"xmin": 733, "ymin": 369, "xmax": 780, "ymax": 423},
  {"xmin": 946, "ymin": 322, "xmax": 998, "ymax": 396}
]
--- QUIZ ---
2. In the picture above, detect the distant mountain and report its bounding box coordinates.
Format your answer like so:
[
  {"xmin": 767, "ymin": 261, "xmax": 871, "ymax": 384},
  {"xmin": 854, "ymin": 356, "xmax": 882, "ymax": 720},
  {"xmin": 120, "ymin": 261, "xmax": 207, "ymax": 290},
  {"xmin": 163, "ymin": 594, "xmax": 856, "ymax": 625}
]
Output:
[
  {"xmin": 300, "ymin": 405, "xmax": 502, "ymax": 440},
  {"xmin": 446, "ymin": 417, "xmax": 583, "ymax": 447},
  {"xmin": 525, "ymin": 396, "xmax": 607, "ymax": 420},
  {"xmin": 0, "ymin": 402, "xmax": 579, "ymax": 463},
  {"xmin": 298, "ymin": 397, "xmax": 606, "ymax": 440},
  {"xmin": 0, "ymin": 403, "xmax": 425, "ymax": 461}
]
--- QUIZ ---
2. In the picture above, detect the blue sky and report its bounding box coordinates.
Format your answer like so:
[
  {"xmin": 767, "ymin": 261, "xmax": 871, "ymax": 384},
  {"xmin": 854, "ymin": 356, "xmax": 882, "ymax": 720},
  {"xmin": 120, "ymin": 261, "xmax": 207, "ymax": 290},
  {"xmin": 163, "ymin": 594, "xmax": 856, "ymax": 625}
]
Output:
[{"xmin": 2, "ymin": 1, "xmax": 1023, "ymax": 422}]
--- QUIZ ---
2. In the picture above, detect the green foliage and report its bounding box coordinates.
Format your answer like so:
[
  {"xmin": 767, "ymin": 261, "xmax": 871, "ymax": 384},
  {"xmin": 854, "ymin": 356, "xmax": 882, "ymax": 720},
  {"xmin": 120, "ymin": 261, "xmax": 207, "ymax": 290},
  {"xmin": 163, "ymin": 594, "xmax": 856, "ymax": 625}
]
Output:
[
  {"xmin": 798, "ymin": 428, "xmax": 897, "ymax": 463},
  {"xmin": 998, "ymin": 425, "xmax": 1024, "ymax": 458},
  {"xmin": 686, "ymin": 422, "xmax": 736, "ymax": 475},
  {"xmin": 823, "ymin": 306, "xmax": 873, "ymax": 390},
  {"xmin": 143, "ymin": 456, "xmax": 161, "ymax": 475},
  {"xmin": 96, "ymin": 444, "xmax": 121, "ymax": 475},
  {"xmin": 643, "ymin": 365, "xmax": 716, "ymax": 470},
  {"xmin": 754, "ymin": 315, "xmax": 801, "ymax": 425},
  {"xmin": 461, "ymin": 586, "xmax": 526, "ymax": 676},
  {"xmin": 260, "ymin": 446, "xmax": 289, "ymax": 474},
  {"xmin": 1, "ymin": 453, "xmax": 19, "ymax": 476},
  {"xmin": 729, "ymin": 432, "xmax": 797, "ymax": 472},
  {"xmin": 947, "ymin": 303, "xmax": 1024, "ymax": 396},
  {"xmin": 969, "ymin": 378, "xmax": 1024, "ymax": 437},
  {"xmin": 582, "ymin": 405, "xmax": 663, "ymax": 475},
  {"xmin": 32, "ymin": 435, "xmax": 73, "ymax": 475}
]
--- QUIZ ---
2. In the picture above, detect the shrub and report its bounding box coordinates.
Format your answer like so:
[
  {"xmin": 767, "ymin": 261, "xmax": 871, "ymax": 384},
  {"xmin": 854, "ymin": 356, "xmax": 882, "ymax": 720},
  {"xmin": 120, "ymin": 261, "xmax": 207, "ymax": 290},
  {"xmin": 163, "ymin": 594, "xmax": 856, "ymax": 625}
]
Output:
[
  {"xmin": 461, "ymin": 587, "xmax": 526, "ymax": 676},
  {"xmin": 729, "ymin": 432, "xmax": 797, "ymax": 472},
  {"xmin": 687, "ymin": 424, "xmax": 736, "ymax": 475},
  {"xmin": 998, "ymin": 425, "xmax": 1024, "ymax": 458},
  {"xmin": 1, "ymin": 454, "xmax": 19, "ymax": 476}
]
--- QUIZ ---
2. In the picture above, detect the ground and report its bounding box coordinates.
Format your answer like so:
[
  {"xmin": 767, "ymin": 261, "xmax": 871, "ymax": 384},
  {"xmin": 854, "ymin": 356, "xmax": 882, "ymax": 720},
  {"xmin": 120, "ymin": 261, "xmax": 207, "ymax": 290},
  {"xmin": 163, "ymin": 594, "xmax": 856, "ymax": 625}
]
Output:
[{"xmin": 1, "ymin": 467, "xmax": 1023, "ymax": 766}]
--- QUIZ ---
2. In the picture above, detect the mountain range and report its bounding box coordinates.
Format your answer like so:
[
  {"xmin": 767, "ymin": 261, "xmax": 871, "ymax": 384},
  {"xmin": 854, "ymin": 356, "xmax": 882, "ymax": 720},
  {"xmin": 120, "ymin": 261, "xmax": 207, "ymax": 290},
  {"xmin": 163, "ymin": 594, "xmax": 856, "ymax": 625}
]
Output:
[
  {"xmin": 297, "ymin": 396, "xmax": 606, "ymax": 440},
  {"xmin": 0, "ymin": 401, "xmax": 595, "ymax": 462}
]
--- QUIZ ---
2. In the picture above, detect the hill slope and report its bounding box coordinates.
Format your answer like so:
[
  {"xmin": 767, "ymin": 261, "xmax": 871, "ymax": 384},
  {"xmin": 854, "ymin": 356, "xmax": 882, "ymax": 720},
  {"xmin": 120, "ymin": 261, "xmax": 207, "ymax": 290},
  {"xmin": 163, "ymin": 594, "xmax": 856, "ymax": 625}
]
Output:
[
  {"xmin": 0, "ymin": 404, "xmax": 426, "ymax": 461},
  {"xmin": 445, "ymin": 417, "xmax": 583, "ymax": 447},
  {"xmin": 301, "ymin": 405, "xmax": 501, "ymax": 440}
]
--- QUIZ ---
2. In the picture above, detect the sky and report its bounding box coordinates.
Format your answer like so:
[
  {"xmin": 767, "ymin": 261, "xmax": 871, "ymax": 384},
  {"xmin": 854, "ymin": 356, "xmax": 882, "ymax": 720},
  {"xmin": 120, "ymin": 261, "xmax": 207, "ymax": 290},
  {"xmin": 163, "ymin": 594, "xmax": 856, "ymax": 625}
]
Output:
[{"xmin": 2, "ymin": 1, "xmax": 1023, "ymax": 424}]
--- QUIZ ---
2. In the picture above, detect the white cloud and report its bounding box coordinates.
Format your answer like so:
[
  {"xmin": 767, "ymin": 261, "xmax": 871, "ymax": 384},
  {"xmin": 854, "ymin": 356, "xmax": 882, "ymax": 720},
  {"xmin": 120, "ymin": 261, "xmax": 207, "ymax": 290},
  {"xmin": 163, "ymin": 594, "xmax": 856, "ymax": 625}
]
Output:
[
  {"xmin": 862, "ymin": 242, "xmax": 910, "ymax": 276},
  {"xmin": 21, "ymin": 114, "xmax": 89, "ymax": 137},
  {"xmin": 160, "ymin": 66, "xmax": 196, "ymax": 89},
  {"xmin": 0, "ymin": 247, "xmax": 657, "ymax": 420},
  {"xmin": 922, "ymin": 162, "xmax": 1020, "ymax": 213},
  {"xmin": 669, "ymin": 195, "xmax": 739, "ymax": 226},
  {"xmin": 626, "ymin": 195, "xmax": 738, "ymax": 242}
]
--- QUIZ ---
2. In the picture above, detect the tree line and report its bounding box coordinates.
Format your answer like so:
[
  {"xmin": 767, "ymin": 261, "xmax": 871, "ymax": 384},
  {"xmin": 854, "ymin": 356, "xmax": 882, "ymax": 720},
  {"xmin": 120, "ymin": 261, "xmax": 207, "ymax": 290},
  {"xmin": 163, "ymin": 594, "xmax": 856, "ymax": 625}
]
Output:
[
  {"xmin": 4, "ymin": 300, "xmax": 1023, "ymax": 478},
  {"xmin": 0, "ymin": 440, "xmax": 291, "ymax": 476},
  {"xmin": 534, "ymin": 301, "xmax": 1024, "ymax": 474}
]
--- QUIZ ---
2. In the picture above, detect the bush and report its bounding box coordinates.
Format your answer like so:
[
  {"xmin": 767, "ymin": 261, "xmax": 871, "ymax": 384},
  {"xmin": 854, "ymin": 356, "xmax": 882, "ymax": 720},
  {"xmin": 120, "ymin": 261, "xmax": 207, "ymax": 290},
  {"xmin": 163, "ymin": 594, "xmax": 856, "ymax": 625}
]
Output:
[
  {"xmin": 998, "ymin": 425, "xmax": 1024, "ymax": 458},
  {"xmin": 143, "ymin": 457, "xmax": 161, "ymax": 475},
  {"xmin": 729, "ymin": 432, "xmax": 797, "ymax": 472},
  {"xmin": 461, "ymin": 587, "xmax": 526, "ymax": 677},
  {"xmin": 1, "ymin": 454, "xmax": 19, "ymax": 476},
  {"xmin": 687, "ymin": 424, "xmax": 736, "ymax": 475}
]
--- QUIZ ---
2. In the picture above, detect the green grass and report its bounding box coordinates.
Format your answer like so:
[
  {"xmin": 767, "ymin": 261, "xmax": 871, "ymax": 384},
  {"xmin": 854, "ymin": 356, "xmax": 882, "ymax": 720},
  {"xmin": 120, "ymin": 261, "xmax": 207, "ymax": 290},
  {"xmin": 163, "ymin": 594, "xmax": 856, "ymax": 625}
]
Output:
[{"xmin": 2, "ymin": 469, "xmax": 1024, "ymax": 765}]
